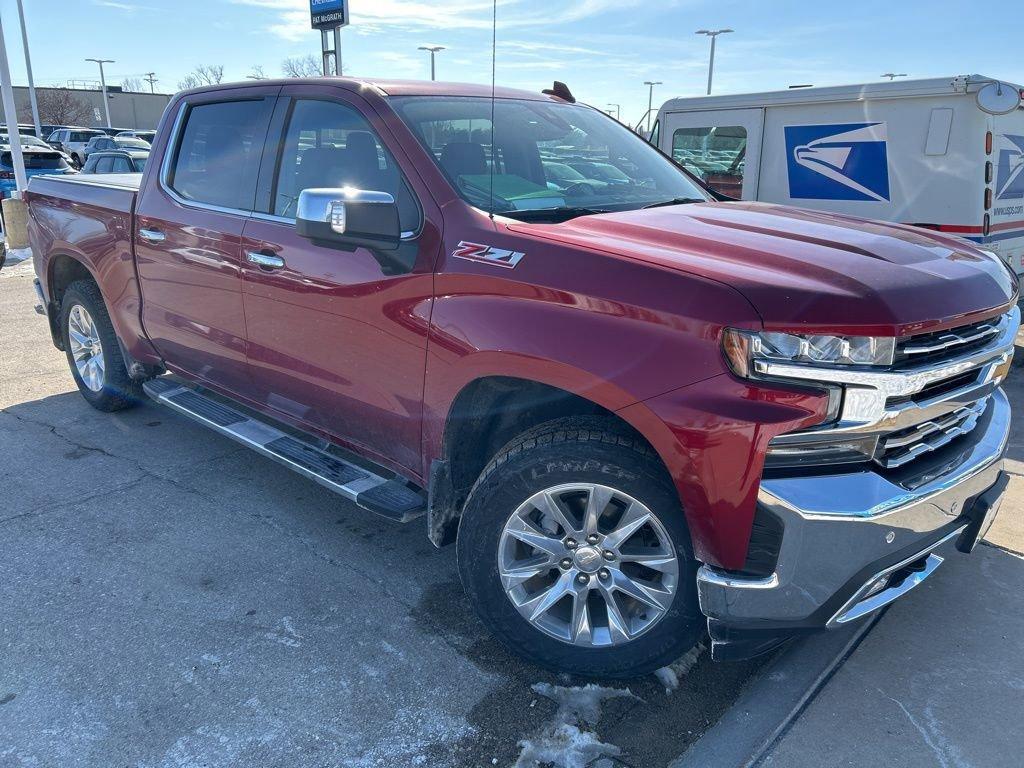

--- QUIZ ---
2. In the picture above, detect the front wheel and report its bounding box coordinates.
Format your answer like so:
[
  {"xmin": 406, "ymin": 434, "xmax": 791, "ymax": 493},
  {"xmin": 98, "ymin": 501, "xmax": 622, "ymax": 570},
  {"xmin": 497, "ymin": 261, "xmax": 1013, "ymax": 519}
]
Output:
[
  {"xmin": 60, "ymin": 280, "xmax": 142, "ymax": 412},
  {"xmin": 457, "ymin": 417, "xmax": 703, "ymax": 678}
]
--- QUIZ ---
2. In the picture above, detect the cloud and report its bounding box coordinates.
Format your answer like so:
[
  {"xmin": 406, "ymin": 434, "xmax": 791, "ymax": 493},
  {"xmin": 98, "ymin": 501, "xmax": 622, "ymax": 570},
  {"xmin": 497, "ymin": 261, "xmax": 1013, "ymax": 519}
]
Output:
[
  {"xmin": 93, "ymin": 0, "xmax": 139, "ymax": 9},
  {"xmin": 230, "ymin": 0, "xmax": 661, "ymax": 40}
]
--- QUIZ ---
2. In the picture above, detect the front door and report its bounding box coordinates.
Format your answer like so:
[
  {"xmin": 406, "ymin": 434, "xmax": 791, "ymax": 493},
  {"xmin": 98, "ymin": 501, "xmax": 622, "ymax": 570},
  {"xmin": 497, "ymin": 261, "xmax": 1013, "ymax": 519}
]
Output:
[
  {"xmin": 239, "ymin": 87, "xmax": 439, "ymax": 476},
  {"xmin": 662, "ymin": 107, "xmax": 764, "ymax": 200},
  {"xmin": 135, "ymin": 87, "xmax": 278, "ymax": 394}
]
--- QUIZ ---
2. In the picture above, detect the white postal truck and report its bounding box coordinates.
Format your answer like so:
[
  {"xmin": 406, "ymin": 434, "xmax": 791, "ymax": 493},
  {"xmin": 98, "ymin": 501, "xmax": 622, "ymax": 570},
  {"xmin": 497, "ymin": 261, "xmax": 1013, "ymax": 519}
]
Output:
[{"xmin": 652, "ymin": 75, "xmax": 1024, "ymax": 274}]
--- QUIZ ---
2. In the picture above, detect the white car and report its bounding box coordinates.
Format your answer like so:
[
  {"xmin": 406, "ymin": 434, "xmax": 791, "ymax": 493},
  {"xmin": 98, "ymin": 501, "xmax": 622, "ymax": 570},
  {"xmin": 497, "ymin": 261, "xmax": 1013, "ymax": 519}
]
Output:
[{"xmin": 46, "ymin": 127, "xmax": 105, "ymax": 167}]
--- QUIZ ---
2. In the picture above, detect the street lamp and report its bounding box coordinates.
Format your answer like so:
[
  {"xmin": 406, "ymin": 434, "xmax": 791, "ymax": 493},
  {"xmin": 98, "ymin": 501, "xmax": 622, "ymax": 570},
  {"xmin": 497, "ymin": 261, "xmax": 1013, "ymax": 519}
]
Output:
[
  {"xmin": 85, "ymin": 58, "xmax": 114, "ymax": 127},
  {"xmin": 695, "ymin": 28, "xmax": 732, "ymax": 95},
  {"xmin": 643, "ymin": 81, "xmax": 662, "ymax": 134},
  {"xmin": 607, "ymin": 103, "xmax": 621, "ymax": 121},
  {"xmin": 417, "ymin": 45, "xmax": 446, "ymax": 81},
  {"xmin": 880, "ymin": 73, "xmax": 907, "ymax": 81}
]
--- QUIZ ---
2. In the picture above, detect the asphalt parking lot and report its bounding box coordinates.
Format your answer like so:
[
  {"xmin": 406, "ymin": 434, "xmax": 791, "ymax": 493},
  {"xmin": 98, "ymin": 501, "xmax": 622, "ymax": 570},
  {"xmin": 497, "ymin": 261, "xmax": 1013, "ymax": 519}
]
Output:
[
  {"xmin": 0, "ymin": 257, "xmax": 762, "ymax": 767},
  {"xmin": 4, "ymin": 256, "xmax": 1024, "ymax": 768}
]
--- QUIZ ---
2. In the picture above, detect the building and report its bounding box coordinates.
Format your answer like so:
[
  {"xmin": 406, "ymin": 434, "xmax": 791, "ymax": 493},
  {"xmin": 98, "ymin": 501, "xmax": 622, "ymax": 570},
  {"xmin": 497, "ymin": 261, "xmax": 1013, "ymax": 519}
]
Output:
[{"xmin": 1, "ymin": 85, "xmax": 172, "ymax": 131}]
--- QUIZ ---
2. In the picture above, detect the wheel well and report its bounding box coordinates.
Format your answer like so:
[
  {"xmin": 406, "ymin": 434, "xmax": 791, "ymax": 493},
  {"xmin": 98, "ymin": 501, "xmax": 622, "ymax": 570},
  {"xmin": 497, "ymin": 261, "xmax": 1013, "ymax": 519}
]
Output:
[
  {"xmin": 429, "ymin": 376, "xmax": 670, "ymax": 546},
  {"xmin": 46, "ymin": 255, "xmax": 95, "ymax": 350},
  {"xmin": 49, "ymin": 254, "xmax": 94, "ymax": 306}
]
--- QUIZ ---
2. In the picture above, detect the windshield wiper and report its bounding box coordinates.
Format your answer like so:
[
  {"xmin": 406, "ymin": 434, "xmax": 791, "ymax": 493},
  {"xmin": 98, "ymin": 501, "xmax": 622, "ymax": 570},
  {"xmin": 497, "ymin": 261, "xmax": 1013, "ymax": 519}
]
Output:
[
  {"xmin": 503, "ymin": 206, "xmax": 612, "ymax": 223},
  {"xmin": 641, "ymin": 197, "xmax": 707, "ymax": 209}
]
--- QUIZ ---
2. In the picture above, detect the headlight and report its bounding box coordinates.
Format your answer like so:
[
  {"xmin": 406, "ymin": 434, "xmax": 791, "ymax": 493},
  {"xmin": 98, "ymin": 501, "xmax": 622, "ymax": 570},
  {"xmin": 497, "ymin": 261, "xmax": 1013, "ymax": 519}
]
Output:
[{"xmin": 722, "ymin": 328, "xmax": 895, "ymax": 378}]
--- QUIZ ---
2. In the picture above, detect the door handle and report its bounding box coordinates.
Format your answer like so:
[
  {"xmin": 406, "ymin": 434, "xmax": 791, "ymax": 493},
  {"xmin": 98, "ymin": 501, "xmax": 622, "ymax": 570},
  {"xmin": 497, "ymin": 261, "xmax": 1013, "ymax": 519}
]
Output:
[
  {"xmin": 138, "ymin": 228, "xmax": 165, "ymax": 243},
  {"xmin": 247, "ymin": 251, "xmax": 286, "ymax": 270}
]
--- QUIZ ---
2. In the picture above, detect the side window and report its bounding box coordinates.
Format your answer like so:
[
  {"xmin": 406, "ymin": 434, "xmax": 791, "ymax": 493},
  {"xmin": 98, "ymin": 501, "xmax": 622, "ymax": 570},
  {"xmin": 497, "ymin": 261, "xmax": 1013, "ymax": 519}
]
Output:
[
  {"xmin": 111, "ymin": 156, "xmax": 133, "ymax": 173},
  {"xmin": 82, "ymin": 156, "xmax": 97, "ymax": 173},
  {"xmin": 168, "ymin": 99, "xmax": 270, "ymax": 211},
  {"xmin": 649, "ymin": 120, "xmax": 660, "ymax": 148},
  {"xmin": 272, "ymin": 98, "xmax": 420, "ymax": 233},
  {"xmin": 95, "ymin": 156, "xmax": 114, "ymax": 174},
  {"xmin": 672, "ymin": 126, "xmax": 747, "ymax": 198}
]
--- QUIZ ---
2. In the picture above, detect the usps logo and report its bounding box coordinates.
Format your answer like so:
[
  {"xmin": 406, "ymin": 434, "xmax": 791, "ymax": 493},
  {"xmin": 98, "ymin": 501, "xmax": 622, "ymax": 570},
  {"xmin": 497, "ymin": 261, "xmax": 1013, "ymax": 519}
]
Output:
[
  {"xmin": 785, "ymin": 122, "xmax": 891, "ymax": 202},
  {"xmin": 995, "ymin": 134, "xmax": 1024, "ymax": 201}
]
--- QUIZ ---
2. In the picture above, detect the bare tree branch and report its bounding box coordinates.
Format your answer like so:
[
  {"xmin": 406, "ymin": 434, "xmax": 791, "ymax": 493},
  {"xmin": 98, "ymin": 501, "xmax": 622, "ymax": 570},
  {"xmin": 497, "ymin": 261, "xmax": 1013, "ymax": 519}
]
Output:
[
  {"xmin": 34, "ymin": 89, "xmax": 94, "ymax": 126},
  {"xmin": 248, "ymin": 65, "xmax": 267, "ymax": 80},
  {"xmin": 177, "ymin": 64, "xmax": 225, "ymax": 91},
  {"xmin": 282, "ymin": 55, "xmax": 322, "ymax": 78}
]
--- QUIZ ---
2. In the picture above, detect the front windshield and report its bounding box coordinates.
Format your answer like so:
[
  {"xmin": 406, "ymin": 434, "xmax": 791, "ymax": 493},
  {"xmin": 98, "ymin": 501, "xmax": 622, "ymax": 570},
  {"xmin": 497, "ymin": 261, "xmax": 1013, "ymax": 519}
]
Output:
[{"xmin": 393, "ymin": 96, "xmax": 708, "ymax": 219}]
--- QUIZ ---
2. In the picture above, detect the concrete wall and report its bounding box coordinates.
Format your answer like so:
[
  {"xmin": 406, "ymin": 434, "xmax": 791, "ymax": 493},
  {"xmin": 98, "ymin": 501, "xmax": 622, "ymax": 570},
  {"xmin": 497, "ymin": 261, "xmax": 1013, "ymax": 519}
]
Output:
[{"xmin": 1, "ymin": 86, "xmax": 172, "ymax": 130}]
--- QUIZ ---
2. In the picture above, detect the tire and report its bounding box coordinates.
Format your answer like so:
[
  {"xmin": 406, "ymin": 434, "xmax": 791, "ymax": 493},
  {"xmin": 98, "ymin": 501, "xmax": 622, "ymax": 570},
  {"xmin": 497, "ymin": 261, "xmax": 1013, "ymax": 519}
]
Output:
[
  {"xmin": 456, "ymin": 416, "xmax": 703, "ymax": 678},
  {"xmin": 60, "ymin": 279, "xmax": 142, "ymax": 412}
]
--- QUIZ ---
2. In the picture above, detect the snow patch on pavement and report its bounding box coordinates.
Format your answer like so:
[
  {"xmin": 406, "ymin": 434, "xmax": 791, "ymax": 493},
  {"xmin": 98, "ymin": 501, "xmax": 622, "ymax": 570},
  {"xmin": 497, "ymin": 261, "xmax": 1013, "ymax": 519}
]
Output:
[
  {"xmin": 3, "ymin": 248, "xmax": 31, "ymax": 266},
  {"xmin": 513, "ymin": 682, "xmax": 638, "ymax": 768},
  {"xmin": 654, "ymin": 641, "xmax": 706, "ymax": 693}
]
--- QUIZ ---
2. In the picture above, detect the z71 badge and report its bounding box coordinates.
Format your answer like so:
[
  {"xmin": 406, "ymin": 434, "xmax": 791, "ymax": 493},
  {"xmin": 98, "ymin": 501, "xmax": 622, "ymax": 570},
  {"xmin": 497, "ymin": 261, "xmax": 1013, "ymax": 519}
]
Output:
[{"xmin": 452, "ymin": 241, "xmax": 525, "ymax": 269}]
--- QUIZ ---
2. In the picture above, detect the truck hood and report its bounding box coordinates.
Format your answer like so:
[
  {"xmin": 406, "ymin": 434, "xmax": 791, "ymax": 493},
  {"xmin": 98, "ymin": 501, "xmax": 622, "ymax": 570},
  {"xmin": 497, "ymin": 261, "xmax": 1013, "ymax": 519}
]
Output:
[{"xmin": 511, "ymin": 201, "xmax": 1017, "ymax": 335}]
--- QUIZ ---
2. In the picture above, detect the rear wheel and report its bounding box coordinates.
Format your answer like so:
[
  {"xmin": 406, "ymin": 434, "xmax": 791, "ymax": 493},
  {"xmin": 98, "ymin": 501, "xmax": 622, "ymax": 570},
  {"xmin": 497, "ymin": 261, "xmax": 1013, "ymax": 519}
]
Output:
[
  {"xmin": 60, "ymin": 280, "xmax": 141, "ymax": 412},
  {"xmin": 457, "ymin": 417, "xmax": 702, "ymax": 678}
]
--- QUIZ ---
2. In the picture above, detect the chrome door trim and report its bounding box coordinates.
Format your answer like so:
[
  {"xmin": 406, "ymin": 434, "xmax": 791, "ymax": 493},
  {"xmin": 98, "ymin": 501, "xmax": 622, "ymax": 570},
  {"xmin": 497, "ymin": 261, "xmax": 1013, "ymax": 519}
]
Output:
[{"xmin": 246, "ymin": 251, "xmax": 286, "ymax": 269}]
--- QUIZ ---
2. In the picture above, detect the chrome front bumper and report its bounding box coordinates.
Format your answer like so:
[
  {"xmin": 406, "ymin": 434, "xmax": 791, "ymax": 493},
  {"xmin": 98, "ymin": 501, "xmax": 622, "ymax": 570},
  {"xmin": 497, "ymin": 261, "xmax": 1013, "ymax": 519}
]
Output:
[{"xmin": 697, "ymin": 386, "xmax": 1010, "ymax": 657}]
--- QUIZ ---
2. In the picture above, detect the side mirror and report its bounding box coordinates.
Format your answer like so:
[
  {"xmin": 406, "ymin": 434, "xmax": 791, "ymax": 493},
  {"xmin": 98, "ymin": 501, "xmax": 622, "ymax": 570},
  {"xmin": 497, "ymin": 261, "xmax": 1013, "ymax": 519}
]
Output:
[{"xmin": 296, "ymin": 188, "xmax": 401, "ymax": 251}]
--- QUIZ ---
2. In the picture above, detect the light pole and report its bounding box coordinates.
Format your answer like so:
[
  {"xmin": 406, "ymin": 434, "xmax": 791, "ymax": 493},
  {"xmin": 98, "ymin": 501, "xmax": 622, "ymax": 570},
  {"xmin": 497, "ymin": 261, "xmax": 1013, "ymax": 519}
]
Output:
[
  {"xmin": 643, "ymin": 81, "xmax": 662, "ymax": 135},
  {"xmin": 85, "ymin": 58, "xmax": 114, "ymax": 127},
  {"xmin": 607, "ymin": 103, "xmax": 621, "ymax": 121},
  {"xmin": 696, "ymin": 28, "xmax": 732, "ymax": 95},
  {"xmin": 880, "ymin": 73, "xmax": 907, "ymax": 81},
  {"xmin": 143, "ymin": 72, "xmax": 157, "ymax": 93},
  {"xmin": 418, "ymin": 45, "xmax": 445, "ymax": 81},
  {"xmin": 15, "ymin": 0, "xmax": 40, "ymax": 137}
]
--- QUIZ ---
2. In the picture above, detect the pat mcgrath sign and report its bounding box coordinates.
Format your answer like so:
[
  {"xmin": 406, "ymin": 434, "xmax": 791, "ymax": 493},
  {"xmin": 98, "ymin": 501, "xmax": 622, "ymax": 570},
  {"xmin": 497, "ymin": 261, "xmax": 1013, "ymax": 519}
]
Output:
[{"xmin": 310, "ymin": 0, "xmax": 348, "ymax": 29}]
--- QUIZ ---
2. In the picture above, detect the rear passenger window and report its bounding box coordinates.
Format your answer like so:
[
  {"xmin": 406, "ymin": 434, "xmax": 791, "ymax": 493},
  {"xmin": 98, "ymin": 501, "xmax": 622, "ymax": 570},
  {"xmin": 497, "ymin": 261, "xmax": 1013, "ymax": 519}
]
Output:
[
  {"xmin": 672, "ymin": 125, "xmax": 747, "ymax": 198},
  {"xmin": 111, "ymin": 156, "xmax": 133, "ymax": 173},
  {"xmin": 168, "ymin": 99, "xmax": 270, "ymax": 211},
  {"xmin": 272, "ymin": 99, "xmax": 420, "ymax": 233},
  {"xmin": 96, "ymin": 157, "xmax": 114, "ymax": 173}
]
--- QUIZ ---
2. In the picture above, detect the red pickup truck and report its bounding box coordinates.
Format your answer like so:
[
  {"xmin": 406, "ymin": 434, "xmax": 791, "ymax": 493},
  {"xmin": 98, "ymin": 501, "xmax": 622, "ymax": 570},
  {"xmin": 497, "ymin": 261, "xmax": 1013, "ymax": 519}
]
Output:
[{"xmin": 23, "ymin": 78, "xmax": 1018, "ymax": 677}]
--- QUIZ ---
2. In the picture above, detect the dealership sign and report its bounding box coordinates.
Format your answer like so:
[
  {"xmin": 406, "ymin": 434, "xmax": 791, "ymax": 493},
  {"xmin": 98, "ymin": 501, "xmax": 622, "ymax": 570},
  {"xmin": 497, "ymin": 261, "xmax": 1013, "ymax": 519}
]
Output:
[{"xmin": 310, "ymin": 0, "xmax": 348, "ymax": 29}]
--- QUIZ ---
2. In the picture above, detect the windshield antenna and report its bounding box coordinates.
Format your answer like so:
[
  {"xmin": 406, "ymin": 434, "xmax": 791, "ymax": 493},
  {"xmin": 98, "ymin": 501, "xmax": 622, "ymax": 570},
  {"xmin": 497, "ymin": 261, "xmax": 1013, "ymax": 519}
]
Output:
[{"xmin": 488, "ymin": 0, "xmax": 497, "ymax": 220}]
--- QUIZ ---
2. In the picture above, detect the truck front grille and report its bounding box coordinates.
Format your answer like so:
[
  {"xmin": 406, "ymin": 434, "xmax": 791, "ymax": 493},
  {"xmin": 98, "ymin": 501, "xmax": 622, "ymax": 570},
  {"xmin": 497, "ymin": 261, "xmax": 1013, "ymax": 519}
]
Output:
[
  {"xmin": 874, "ymin": 399, "xmax": 988, "ymax": 469},
  {"xmin": 893, "ymin": 317, "xmax": 1002, "ymax": 367}
]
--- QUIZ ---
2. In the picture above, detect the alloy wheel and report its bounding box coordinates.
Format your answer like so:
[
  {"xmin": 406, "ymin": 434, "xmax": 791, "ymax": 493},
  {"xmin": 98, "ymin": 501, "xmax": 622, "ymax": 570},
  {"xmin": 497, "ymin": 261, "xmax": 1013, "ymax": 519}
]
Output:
[{"xmin": 498, "ymin": 483, "xmax": 679, "ymax": 647}]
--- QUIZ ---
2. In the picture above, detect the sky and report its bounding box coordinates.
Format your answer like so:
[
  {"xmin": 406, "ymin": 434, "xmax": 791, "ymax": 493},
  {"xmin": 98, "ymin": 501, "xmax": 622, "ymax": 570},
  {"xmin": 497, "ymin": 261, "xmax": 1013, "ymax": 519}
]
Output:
[{"xmin": 5, "ymin": 0, "xmax": 1024, "ymax": 125}]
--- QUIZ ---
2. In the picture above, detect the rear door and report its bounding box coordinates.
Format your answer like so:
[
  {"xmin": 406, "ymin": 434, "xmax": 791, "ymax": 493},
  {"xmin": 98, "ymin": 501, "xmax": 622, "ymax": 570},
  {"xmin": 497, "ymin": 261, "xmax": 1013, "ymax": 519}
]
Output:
[
  {"xmin": 662, "ymin": 108, "xmax": 764, "ymax": 199},
  {"xmin": 134, "ymin": 86, "xmax": 279, "ymax": 394},
  {"xmin": 238, "ymin": 85, "xmax": 439, "ymax": 475}
]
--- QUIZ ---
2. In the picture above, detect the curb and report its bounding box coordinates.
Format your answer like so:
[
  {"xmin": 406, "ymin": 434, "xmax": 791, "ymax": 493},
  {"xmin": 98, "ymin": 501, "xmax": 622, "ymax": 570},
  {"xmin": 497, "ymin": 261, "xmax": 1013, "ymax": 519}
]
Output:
[{"xmin": 669, "ymin": 614, "xmax": 882, "ymax": 768}]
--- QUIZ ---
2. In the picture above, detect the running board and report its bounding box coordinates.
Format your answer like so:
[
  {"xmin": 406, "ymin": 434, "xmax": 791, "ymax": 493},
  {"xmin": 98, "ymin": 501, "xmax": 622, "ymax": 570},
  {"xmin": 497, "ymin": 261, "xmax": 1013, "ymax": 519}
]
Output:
[{"xmin": 142, "ymin": 378, "xmax": 426, "ymax": 523}]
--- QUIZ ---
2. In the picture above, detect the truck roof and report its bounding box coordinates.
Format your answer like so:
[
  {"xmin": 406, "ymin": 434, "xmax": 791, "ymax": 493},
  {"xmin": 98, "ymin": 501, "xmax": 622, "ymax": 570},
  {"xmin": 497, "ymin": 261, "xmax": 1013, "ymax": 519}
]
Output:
[
  {"xmin": 660, "ymin": 74, "xmax": 1024, "ymax": 112},
  {"xmin": 181, "ymin": 77, "xmax": 562, "ymax": 102}
]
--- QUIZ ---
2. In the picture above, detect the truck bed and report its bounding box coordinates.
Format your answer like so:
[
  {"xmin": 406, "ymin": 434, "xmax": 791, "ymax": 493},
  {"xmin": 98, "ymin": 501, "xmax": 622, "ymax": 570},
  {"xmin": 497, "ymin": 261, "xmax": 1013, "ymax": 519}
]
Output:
[{"xmin": 27, "ymin": 173, "xmax": 140, "ymax": 215}]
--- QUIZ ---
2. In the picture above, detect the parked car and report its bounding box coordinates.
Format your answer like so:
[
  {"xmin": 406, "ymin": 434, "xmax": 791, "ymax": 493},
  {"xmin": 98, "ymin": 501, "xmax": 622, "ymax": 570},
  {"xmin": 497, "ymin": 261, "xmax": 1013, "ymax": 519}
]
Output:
[
  {"xmin": 46, "ymin": 127, "xmax": 105, "ymax": 167},
  {"xmin": 80, "ymin": 149, "xmax": 148, "ymax": 174},
  {"xmin": 0, "ymin": 137, "xmax": 74, "ymax": 198},
  {"xmin": 0, "ymin": 133, "xmax": 76, "ymax": 167},
  {"xmin": 115, "ymin": 130, "xmax": 156, "ymax": 145},
  {"xmin": 82, "ymin": 135, "xmax": 152, "ymax": 160},
  {"xmin": 653, "ymin": 74, "xmax": 1024, "ymax": 275},
  {"xmin": 23, "ymin": 78, "xmax": 1018, "ymax": 677},
  {"xmin": 98, "ymin": 127, "xmax": 131, "ymax": 136}
]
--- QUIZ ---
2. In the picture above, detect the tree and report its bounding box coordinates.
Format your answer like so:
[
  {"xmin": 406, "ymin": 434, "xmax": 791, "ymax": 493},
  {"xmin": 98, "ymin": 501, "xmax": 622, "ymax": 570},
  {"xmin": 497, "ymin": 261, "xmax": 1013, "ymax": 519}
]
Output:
[
  {"xmin": 248, "ymin": 65, "xmax": 267, "ymax": 80},
  {"xmin": 121, "ymin": 77, "xmax": 144, "ymax": 92},
  {"xmin": 34, "ymin": 88, "xmax": 93, "ymax": 126},
  {"xmin": 282, "ymin": 55, "xmax": 321, "ymax": 78},
  {"xmin": 177, "ymin": 64, "xmax": 225, "ymax": 91}
]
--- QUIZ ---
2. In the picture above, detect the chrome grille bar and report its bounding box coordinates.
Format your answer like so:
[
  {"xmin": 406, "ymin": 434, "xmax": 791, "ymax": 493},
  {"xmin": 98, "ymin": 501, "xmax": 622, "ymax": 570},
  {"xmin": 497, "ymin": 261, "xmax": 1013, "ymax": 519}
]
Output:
[
  {"xmin": 876, "ymin": 399, "xmax": 988, "ymax": 468},
  {"xmin": 899, "ymin": 322, "xmax": 1000, "ymax": 357}
]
